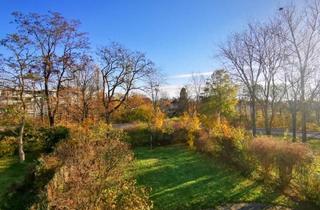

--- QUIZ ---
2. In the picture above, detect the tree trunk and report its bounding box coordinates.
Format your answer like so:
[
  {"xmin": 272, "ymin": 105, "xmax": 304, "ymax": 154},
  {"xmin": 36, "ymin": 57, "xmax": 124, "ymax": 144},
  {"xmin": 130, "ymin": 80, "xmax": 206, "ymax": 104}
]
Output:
[
  {"xmin": 301, "ymin": 106, "xmax": 307, "ymax": 142},
  {"xmin": 316, "ymin": 106, "xmax": 320, "ymax": 125},
  {"xmin": 45, "ymin": 77, "xmax": 55, "ymax": 127},
  {"xmin": 105, "ymin": 112, "xmax": 111, "ymax": 124},
  {"xmin": 251, "ymin": 96, "xmax": 257, "ymax": 137},
  {"xmin": 49, "ymin": 114, "xmax": 55, "ymax": 127},
  {"xmin": 150, "ymin": 134, "xmax": 153, "ymax": 150},
  {"xmin": 291, "ymin": 103, "xmax": 297, "ymax": 142},
  {"xmin": 301, "ymin": 74, "xmax": 307, "ymax": 142},
  {"xmin": 18, "ymin": 117, "xmax": 25, "ymax": 162},
  {"xmin": 263, "ymin": 105, "xmax": 271, "ymax": 135}
]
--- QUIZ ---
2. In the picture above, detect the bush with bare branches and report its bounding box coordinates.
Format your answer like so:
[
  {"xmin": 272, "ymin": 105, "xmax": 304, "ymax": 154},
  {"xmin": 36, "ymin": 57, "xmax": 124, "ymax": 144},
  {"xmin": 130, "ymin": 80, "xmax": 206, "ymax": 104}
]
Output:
[{"xmin": 249, "ymin": 137, "xmax": 314, "ymax": 187}]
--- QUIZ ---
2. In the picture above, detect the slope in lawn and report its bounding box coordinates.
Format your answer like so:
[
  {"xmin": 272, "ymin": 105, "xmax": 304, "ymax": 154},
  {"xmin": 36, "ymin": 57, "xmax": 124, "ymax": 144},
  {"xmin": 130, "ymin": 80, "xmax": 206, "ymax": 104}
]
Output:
[{"xmin": 131, "ymin": 145, "xmax": 293, "ymax": 210}]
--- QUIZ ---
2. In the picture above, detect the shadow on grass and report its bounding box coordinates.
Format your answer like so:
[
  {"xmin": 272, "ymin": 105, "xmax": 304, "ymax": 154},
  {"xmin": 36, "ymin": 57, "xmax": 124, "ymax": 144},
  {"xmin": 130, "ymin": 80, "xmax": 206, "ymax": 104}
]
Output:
[
  {"xmin": 132, "ymin": 145, "xmax": 291, "ymax": 210},
  {"xmin": 0, "ymin": 153, "xmax": 53, "ymax": 210}
]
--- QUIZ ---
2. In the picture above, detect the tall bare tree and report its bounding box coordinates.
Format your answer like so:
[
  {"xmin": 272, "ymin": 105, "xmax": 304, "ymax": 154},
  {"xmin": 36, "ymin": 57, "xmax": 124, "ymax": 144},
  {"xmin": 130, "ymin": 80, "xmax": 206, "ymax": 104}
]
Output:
[
  {"xmin": 73, "ymin": 55, "xmax": 97, "ymax": 122},
  {"xmin": 254, "ymin": 21, "xmax": 286, "ymax": 135},
  {"xmin": 284, "ymin": 67, "xmax": 300, "ymax": 141},
  {"xmin": 220, "ymin": 26, "xmax": 263, "ymax": 136},
  {"xmin": 11, "ymin": 11, "xmax": 89, "ymax": 127},
  {"xmin": 279, "ymin": 1, "xmax": 320, "ymax": 141},
  {"xmin": 97, "ymin": 43, "xmax": 154, "ymax": 122}
]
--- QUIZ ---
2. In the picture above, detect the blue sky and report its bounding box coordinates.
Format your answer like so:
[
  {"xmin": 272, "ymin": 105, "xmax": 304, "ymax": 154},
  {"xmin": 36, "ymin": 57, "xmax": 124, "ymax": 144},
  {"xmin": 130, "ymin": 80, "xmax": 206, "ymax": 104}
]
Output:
[{"xmin": 0, "ymin": 0, "xmax": 296, "ymax": 96}]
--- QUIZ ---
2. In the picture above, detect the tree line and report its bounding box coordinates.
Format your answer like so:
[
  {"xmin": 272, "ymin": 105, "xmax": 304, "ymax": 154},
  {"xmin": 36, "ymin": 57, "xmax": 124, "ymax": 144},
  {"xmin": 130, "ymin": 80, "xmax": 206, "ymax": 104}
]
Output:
[
  {"xmin": 0, "ymin": 11, "xmax": 158, "ymax": 161},
  {"xmin": 219, "ymin": 0, "xmax": 320, "ymax": 142}
]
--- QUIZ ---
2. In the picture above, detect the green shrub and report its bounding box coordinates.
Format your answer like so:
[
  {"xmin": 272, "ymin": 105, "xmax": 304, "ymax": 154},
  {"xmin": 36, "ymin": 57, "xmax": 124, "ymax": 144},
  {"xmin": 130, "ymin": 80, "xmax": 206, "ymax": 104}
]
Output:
[
  {"xmin": 0, "ymin": 136, "xmax": 17, "ymax": 157},
  {"xmin": 126, "ymin": 126, "xmax": 173, "ymax": 147},
  {"xmin": 126, "ymin": 126, "xmax": 151, "ymax": 147},
  {"xmin": 37, "ymin": 126, "xmax": 70, "ymax": 152},
  {"xmin": 0, "ymin": 125, "xmax": 70, "ymax": 156}
]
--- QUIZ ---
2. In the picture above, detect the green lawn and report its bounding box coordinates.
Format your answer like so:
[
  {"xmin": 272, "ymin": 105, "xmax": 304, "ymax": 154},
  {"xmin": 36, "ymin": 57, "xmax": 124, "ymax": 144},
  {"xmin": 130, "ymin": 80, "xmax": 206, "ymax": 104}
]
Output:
[
  {"xmin": 130, "ymin": 145, "xmax": 294, "ymax": 210},
  {"xmin": 0, "ymin": 155, "xmax": 35, "ymax": 202}
]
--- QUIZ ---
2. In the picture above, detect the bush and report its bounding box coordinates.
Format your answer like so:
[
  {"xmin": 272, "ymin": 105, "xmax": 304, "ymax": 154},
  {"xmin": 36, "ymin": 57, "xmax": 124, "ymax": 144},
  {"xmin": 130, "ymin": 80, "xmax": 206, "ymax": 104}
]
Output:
[
  {"xmin": 0, "ymin": 125, "xmax": 70, "ymax": 156},
  {"xmin": 37, "ymin": 126, "xmax": 70, "ymax": 152},
  {"xmin": 195, "ymin": 121, "xmax": 253, "ymax": 174},
  {"xmin": 126, "ymin": 125, "xmax": 151, "ymax": 147},
  {"xmin": 31, "ymin": 123, "xmax": 152, "ymax": 210},
  {"xmin": 0, "ymin": 136, "xmax": 17, "ymax": 157},
  {"xmin": 249, "ymin": 137, "xmax": 314, "ymax": 187},
  {"xmin": 126, "ymin": 125, "xmax": 173, "ymax": 147}
]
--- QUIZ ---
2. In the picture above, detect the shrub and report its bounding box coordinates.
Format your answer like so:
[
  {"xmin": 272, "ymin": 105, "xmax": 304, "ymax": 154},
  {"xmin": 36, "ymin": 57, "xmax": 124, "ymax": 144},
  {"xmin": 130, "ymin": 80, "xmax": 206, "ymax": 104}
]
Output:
[
  {"xmin": 37, "ymin": 126, "xmax": 70, "ymax": 152},
  {"xmin": 195, "ymin": 121, "xmax": 252, "ymax": 173},
  {"xmin": 0, "ymin": 136, "xmax": 17, "ymax": 157},
  {"xmin": 170, "ymin": 113, "xmax": 201, "ymax": 147},
  {"xmin": 249, "ymin": 137, "xmax": 314, "ymax": 187},
  {"xmin": 126, "ymin": 125, "xmax": 151, "ymax": 147},
  {"xmin": 295, "ymin": 157, "xmax": 320, "ymax": 207},
  {"xmin": 31, "ymin": 124, "xmax": 152, "ymax": 210}
]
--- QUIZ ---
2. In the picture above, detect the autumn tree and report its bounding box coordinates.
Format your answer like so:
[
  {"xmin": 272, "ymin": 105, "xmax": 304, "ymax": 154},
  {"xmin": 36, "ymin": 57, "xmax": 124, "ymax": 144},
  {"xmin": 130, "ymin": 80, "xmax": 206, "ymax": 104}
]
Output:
[
  {"xmin": 97, "ymin": 42, "xmax": 155, "ymax": 123},
  {"xmin": 0, "ymin": 34, "xmax": 35, "ymax": 161},
  {"xmin": 201, "ymin": 69, "xmax": 237, "ymax": 124},
  {"xmin": 11, "ymin": 11, "xmax": 89, "ymax": 127}
]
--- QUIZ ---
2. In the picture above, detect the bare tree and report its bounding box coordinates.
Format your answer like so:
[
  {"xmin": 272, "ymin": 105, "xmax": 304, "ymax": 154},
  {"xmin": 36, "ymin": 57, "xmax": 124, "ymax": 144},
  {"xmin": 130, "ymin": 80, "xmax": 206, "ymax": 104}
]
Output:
[
  {"xmin": 279, "ymin": 1, "xmax": 320, "ymax": 141},
  {"xmin": 145, "ymin": 69, "xmax": 163, "ymax": 111},
  {"xmin": 0, "ymin": 33, "xmax": 35, "ymax": 161},
  {"xmin": 97, "ymin": 43, "xmax": 154, "ymax": 123},
  {"xmin": 220, "ymin": 26, "xmax": 263, "ymax": 136},
  {"xmin": 254, "ymin": 21, "xmax": 287, "ymax": 135},
  {"xmin": 189, "ymin": 72, "xmax": 206, "ymax": 114},
  {"xmin": 284, "ymin": 67, "xmax": 300, "ymax": 141},
  {"xmin": 11, "ymin": 11, "xmax": 89, "ymax": 127},
  {"xmin": 73, "ymin": 55, "xmax": 97, "ymax": 122}
]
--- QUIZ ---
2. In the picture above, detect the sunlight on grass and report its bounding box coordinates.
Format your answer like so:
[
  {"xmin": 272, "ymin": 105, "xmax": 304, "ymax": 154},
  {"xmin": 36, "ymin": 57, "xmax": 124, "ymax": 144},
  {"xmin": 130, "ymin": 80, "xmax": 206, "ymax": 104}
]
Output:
[{"xmin": 130, "ymin": 145, "xmax": 294, "ymax": 210}]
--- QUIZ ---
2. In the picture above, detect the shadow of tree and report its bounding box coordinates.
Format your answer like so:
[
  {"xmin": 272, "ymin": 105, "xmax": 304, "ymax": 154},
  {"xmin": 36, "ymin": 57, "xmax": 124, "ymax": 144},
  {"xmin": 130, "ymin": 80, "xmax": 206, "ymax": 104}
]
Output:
[
  {"xmin": 0, "ymin": 153, "xmax": 53, "ymax": 210},
  {"xmin": 132, "ymin": 145, "xmax": 294, "ymax": 210}
]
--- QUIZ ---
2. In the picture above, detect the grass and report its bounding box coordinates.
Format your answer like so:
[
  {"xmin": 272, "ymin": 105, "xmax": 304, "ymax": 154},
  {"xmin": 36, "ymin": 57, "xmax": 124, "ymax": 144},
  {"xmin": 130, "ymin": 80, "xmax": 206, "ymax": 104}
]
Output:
[
  {"xmin": 0, "ymin": 155, "xmax": 35, "ymax": 202},
  {"xmin": 130, "ymin": 145, "xmax": 294, "ymax": 210}
]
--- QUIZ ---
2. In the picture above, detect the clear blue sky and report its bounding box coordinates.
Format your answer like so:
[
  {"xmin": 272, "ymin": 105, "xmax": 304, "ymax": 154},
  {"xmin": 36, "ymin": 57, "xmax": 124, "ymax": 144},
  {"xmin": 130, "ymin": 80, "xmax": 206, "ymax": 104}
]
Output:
[{"xmin": 0, "ymin": 0, "xmax": 295, "ymax": 96}]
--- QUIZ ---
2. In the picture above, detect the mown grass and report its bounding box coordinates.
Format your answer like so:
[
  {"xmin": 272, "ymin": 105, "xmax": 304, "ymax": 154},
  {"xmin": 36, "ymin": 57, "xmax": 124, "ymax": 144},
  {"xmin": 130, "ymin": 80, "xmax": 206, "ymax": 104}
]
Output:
[
  {"xmin": 0, "ymin": 155, "xmax": 35, "ymax": 202},
  {"xmin": 130, "ymin": 145, "xmax": 294, "ymax": 210}
]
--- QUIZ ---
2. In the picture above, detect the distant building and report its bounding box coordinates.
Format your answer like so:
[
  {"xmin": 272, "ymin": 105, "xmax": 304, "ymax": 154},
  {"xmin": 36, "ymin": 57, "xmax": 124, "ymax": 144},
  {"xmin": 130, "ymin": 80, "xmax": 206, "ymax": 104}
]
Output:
[{"xmin": 0, "ymin": 88, "xmax": 46, "ymax": 116}]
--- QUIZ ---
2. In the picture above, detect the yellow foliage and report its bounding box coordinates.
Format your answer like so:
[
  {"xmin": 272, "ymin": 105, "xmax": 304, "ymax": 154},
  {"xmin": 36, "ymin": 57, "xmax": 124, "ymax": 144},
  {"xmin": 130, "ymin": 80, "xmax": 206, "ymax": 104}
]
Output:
[
  {"xmin": 180, "ymin": 113, "xmax": 201, "ymax": 132},
  {"xmin": 150, "ymin": 108, "xmax": 165, "ymax": 131},
  {"xmin": 179, "ymin": 113, "xmax": 201, "ymax": 148}
]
